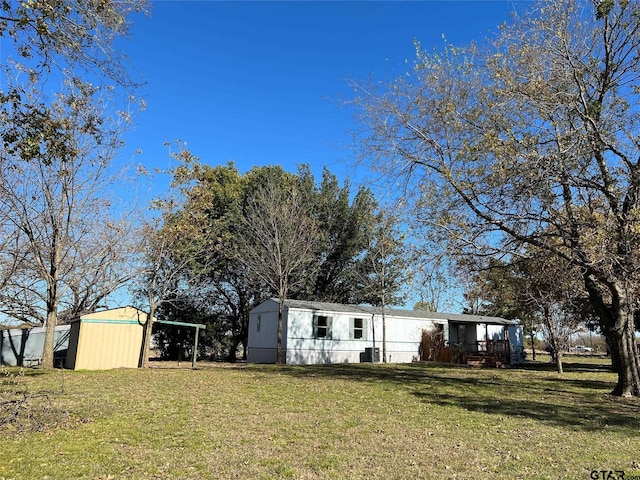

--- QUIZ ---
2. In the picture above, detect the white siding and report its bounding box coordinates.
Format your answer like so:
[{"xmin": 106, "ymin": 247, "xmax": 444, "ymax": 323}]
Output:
[
  {"xmin": 486, "ymin": 324, "xmax": 507, "ymax": 340},
  {"xmin": 246, "ymin": 301, "xmax": 280, "ymax": 363},
  {"xmin": 247, "ymin": 300, "xmax": 448, "ymax": 365},
  {"xmin": 286, "ymin": 307, "xmax": 366, "ymax": 364},
  {"xmin": 508, "ymin": 325, "xmax": 525, "ymax": 364},
  {"xmin": 379, "ymin": 314, "xmax": 444, "ymax": 363}
]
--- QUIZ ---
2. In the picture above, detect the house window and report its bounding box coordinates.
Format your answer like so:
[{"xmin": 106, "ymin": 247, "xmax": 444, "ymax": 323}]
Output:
[
  {"xmin": 353, "ymin": 318, "xmax": 364, "ymax": 339},
  {"xmin": 314, "ymin": 315, "xmax": 332, "ymax": 339},
  {"xmin": 350, "ymin": 317, "xmax": 367, "ymax": 340}
]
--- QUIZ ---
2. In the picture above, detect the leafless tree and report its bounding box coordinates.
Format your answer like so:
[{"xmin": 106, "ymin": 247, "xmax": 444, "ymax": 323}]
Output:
[
  {"xmin": 0, "ymin": 81, "xmax": 137, "ymax": 369},
  {"xmin": 237, "ymin": 176, "xmax": 320, "ymax": 364},
  {"xmin": 136, "ymin": 218, "xmax": 196, "ymax": 368},
  {"xmin": 0, "ymin": 0, "xmax": 147, "ymax": 368}
]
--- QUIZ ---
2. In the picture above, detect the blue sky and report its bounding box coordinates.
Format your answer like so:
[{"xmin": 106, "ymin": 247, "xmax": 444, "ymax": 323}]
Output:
[{"xmin": 121, "ymin": 1, "xmax": 530, "ymax": 197}]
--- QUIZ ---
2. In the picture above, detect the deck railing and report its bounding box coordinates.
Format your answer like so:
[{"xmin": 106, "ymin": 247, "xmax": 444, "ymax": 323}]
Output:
[
  {"xmin": 421, "ymin": 334, "xmax": 514, "ymax": 366},
  {"xmin": 476, "ymin": 339, "xmax": 509, "ymax": 353}
]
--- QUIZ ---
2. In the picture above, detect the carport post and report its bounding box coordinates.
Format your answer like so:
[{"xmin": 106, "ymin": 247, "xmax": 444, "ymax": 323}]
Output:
[
  {"xmin": 192, "ymin": 325, "xmax": 200, "ymax": 368},
  {"xmin": 154, "ymin": 319, "xmax": 206, "ymax": 369}
]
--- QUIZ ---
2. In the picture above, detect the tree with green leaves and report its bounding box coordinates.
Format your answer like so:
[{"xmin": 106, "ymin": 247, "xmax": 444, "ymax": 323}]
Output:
[
  {"xmin": 161, "ymin": 161, "xmax": 272, "ymax": 361},
  {"xmin": 461, "ymin": 259, "xmax": 523, "ymax": 319},
  {"xmin": 304, "ymin": 167, "xmax": 380, "ymax": 304},
  {"xmin": 354, "ymin": 0, "xmax": 640, "ymax": 396},
  {"xmin": 357, "ymin": 210, "xmax": 409, "ymax": 363},
  {"xmin": 161, "ymin": 160, "xmax": 383, "ymax": 360}
]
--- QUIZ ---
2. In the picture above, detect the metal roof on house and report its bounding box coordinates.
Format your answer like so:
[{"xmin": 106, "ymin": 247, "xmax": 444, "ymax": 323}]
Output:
[{"xmin": 277, "ymin": 298, "xmax": 516, "ymax": 326}]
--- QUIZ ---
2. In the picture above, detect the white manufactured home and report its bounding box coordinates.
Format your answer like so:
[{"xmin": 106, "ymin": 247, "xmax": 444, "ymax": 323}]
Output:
[{"xmin": 247, "ymin": 299, "xmax": 524, "ymax": 365}]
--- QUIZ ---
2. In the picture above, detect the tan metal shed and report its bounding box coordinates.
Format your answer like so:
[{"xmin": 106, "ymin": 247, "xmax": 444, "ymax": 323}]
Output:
[{"xmin": 65, "ymin": 306, "xmax": 150, "ymax": 370}]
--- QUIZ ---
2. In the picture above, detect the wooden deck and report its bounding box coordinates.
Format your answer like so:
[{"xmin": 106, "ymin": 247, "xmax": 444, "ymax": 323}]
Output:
[
  {"xmin": 466, "ymin": 340, "xmax": 510, "ymax": 367},
  {"xmin": 421, "ymin": 334, "xmax": 511, "ymax": 367},
  {"xmin": 465, "ymin": 353, "xmax": 507, "ymax": 368}
]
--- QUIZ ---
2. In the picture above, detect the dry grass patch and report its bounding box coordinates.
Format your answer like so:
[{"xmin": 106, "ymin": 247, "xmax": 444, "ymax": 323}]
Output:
[{"xmin": 0, "ymin": 358, "xmax": 638, "ymax": 479}]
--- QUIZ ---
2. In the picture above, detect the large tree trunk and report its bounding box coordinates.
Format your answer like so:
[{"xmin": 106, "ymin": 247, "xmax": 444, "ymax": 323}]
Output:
[
  {"xmin": 41, "ymin": 309, "xmax": 57, "ymax": 369},
  {"xmin": 276, "ymin": 303, "xmax": 284, "ymax": 365},
  {"xmin": 140, "ymin": 304, "xmax": 155, "ymax": 368},
  {"xmin": 606, "ymin": 284, "xmax": 640, "ymax": 396},
  {"xmin": 601, "ymin": 322, "xmax": 621, "ymax": 373},
  {"xmin": 226, "ymin": 338, "xmax": 241, "ymax": 363},
  {"xmin": 610, "ymin": 307, "xmax": 640, "ymax": 397},
  {"xmin": 41, "ymin": 276, "xmax": 59, "ymax": 369},
  {"xmin": 530, "ymin": 330, "xmax": 537, "ymax": 361},
  {"xmin": 555, "ymin": 351, "xmax": 564, "ymax": 375},
  {"xmin": 587, "ymin": 277, "xmax": 640, "ymax": 396}
]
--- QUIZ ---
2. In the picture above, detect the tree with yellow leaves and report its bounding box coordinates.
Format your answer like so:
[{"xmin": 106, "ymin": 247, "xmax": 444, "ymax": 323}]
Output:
[{"xmin": 354, "ymin": 0, "xmax": 640, "ymax": 396}]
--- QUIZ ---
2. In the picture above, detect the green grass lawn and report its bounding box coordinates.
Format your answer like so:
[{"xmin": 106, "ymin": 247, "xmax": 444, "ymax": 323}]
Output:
[{"xmin": 1, "ymin": 357, "xmax": 639, "ymax": 480}]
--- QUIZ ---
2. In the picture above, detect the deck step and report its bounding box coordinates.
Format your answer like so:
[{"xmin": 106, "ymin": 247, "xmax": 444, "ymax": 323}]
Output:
[{"xmin": 466, "ymin": 355, "xmax": 504, "ymax": 368}]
